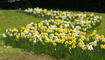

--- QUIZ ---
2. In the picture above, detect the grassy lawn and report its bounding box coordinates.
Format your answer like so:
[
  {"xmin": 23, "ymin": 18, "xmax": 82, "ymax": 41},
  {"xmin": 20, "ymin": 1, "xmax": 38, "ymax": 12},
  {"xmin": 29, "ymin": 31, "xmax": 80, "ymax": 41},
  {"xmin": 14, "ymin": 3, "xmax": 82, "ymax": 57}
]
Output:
[
  {"xmin": 0, "ymin": 10, "xmax": 44, "ymax": 46},
  {"xmin": 94, "ymin": 13, "xmax": 105, "ymax": 35},
  {"xmin": 0, "ymin": 10, "xmax": 105, "ymax": 60},
  {"xmin": 0, "ymin": 10, "xmax": 44, "ymax": 34}
]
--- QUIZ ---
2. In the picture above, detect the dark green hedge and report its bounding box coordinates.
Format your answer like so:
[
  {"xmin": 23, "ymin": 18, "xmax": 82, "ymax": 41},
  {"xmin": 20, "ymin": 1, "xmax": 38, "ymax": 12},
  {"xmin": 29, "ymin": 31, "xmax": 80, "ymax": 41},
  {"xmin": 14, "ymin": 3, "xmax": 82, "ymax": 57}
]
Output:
[{"xmin": 0, "ymin": 0, "xmax": 32, "ymax": 9}]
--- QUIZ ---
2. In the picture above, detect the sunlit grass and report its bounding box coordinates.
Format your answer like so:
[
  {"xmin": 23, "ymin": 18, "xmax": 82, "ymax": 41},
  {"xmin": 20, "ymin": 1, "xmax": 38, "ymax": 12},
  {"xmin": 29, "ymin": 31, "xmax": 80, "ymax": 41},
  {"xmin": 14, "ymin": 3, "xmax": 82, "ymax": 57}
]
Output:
[{"xmin": 0, "ymin": 10, "xmax": 44, "ymax": 34}]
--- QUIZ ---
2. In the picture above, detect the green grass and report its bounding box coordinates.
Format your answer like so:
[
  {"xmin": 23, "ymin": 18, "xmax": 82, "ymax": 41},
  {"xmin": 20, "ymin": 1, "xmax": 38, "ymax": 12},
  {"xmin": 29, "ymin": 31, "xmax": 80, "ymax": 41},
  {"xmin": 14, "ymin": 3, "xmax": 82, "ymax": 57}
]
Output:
[
  {"xmin": 0, "ymin": 48, "xmax": 24, "ymax": 53},
  {"xmin": 0, "ymin": 10, "xmax": 44, "ymax": 34},
  {"xmin": 94, "ymin": 13, "xmax": 105, "ymax": 35},
  {"xmin": 0, "ymin": 10, "xmax": 44, "ymax": 52},
  {"xmin": 0, "ymin": 10, "xmax": 105, "ymax": 60}
]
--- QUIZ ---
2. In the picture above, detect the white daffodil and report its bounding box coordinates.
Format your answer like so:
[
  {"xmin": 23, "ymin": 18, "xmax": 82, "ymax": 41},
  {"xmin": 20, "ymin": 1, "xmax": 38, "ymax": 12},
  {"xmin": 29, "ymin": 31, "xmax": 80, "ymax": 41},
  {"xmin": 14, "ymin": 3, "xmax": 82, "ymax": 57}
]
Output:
[
  {"xmin": 6, "ymin": 29, "xmax": 8, "ymax": 32},
  {"xmin": 2, "ymin": 33, "xmax": 7, "ymax": 38},
  {"xmin": 87, "ymin": 45, "xmax": 93, "ymax": 50},
  {"xmin": 9, "ymin": 33, "xmax": 13, "ymax": 37}
]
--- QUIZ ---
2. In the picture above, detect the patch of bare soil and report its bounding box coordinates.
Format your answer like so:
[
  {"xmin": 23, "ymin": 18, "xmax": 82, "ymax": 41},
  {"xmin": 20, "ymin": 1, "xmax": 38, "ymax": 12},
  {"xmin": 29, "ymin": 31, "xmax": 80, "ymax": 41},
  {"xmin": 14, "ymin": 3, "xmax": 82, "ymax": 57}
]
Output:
[{"xmin": 0, "ymin": 52, "xmax": 65, "ymax": 60}]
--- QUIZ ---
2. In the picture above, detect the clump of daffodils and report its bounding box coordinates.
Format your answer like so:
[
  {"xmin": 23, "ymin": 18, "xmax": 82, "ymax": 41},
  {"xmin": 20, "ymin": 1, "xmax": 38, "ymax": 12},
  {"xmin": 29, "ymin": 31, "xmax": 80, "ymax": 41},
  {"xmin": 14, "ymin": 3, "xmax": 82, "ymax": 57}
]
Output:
[{"xmin": 3, "ymin": 7, "xmax": 105, "ymax": 55}]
